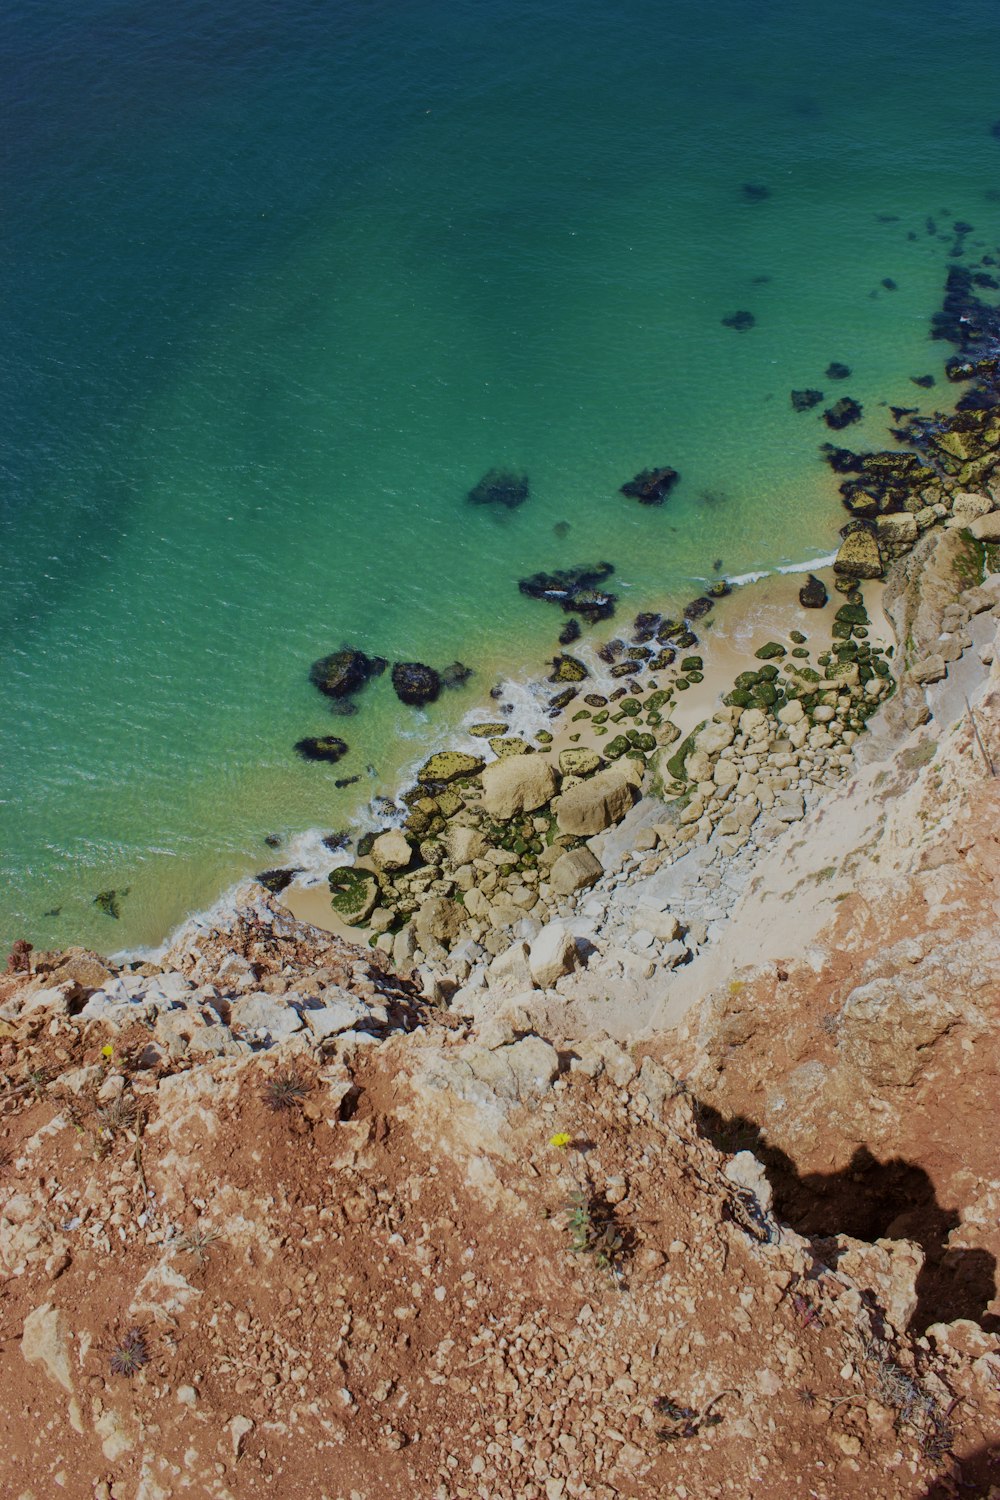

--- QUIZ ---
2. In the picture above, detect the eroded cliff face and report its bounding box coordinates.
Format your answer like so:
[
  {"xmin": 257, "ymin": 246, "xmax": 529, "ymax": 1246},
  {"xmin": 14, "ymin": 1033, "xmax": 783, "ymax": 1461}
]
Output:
[
  {"xmin": 656, "ymin": 587, "xmax": 1000, "ymax": 1378},
  {"xmin": 1, "ymin": 926, "xmax": 998, "ymax": 1500}
]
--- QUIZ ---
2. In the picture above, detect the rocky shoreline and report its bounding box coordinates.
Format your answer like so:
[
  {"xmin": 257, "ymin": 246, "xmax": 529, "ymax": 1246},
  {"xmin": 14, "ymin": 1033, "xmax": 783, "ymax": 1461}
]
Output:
[{"xmin": 269, "ymin": 260, "xmax": 1000, "ymax": 1012}]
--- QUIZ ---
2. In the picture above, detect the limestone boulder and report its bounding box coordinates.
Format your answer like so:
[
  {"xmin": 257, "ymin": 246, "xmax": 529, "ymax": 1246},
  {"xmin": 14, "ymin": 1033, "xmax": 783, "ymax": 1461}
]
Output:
[
  {"xmin": 950, "ymin": 490, "xmax": 993, "ymax": 522},
  {"xmin": 555, "ymin": 764, "xmax": 638, "ymax": 837},
  {"xmin": 443, "ymin": 825, "xmax": 488, "ymax": 865},
  {"xmin": 549, "ymin": 846, "xmax": 603, "ymax": 895},
  {"xmin": 414, "ymin": 896, "xmax": 465, "ymax": 951},
  {"xmin": 837, "ymin": 977, "xmax": 958, "ymax": 1087},
  {"xmin": 968, "ymin": 511, "xmax": 1000, "ymax": 541},
  {"xmin": 488, "ymin": 942, "xmax": 534, "ymax": 993},
  {"xmin": 693, "ymin": 720, "xmax": 735, "ymax": 755},
  {"xmin": 230, "ymin": 994, "xmax": 303, "ymax": 1044},
  {"xmin": 371, "ymin": 829, "xmax": 412, "ymax": 872},
  {"xmin": 481, "ymin": 755, "xmax": 558, "ymax": 820},
  {"xmin": 528, "ymin": 922, "xmax": 579, "ymax": 989},
  {"xmin": 21, "ymin": 1303, "xmax": 75, "ymax": 1395}
]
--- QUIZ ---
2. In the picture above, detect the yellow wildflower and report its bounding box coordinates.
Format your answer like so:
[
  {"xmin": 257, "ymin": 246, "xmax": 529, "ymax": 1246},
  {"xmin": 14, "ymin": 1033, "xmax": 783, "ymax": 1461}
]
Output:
[
  {"xmin": 549, "ymin": 1132, "xmax": 572, "ymax": 1149},
  {"xmin": 101, "ymin": 1045, "xmax": 113, "ymax": 1059}
]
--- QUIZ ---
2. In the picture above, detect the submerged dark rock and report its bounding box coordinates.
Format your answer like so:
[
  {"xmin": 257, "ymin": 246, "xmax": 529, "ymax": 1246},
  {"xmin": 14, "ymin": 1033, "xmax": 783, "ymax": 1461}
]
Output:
[
  {"xmin": 799, "ymin": 574, "xmax": 829, "ymax": 609},
  {"xmin": 264, "ymin": 834, "xmax": 281, "ymax": 849},
  {"xmin": 558, "ymin": 618, "xmax": 582, "ymax": 646},
  {"xmin": 553, "ymin": 520, "xmax": 571, "ymax": 538},
  {"xmin": 391, "ymin": 662, "xmax": 441, "ymax": 707},
  {"xmin": 742, "ymin": 182, "xmax": 770, "ymax": 201},
  {"xmin": 94, "ymin": 889, "xmax": 127, "ymax": 920},
  {"xmin": 619, "ymin": 466, "xmax": 680, "ymax": 505},
  {"xmin": 881, "ymin": 277, "xmax": 898, "ymax": 291},
  {"xmin": 684, "ymin": 597, "xmax": 714, "ymax": 620},
  {"xmin": 722, "ymin": 310, "xmax": 755, "ymax": 331},
  {"xmin": 295, "ymin": 735, "xmax": 349, "ymax": 763},
  {"xmin": 708, "ymin": 580, "xmax": 732, "ymax": 598},
  {"xmin": 791, "ymin": 388, "xmax": 824, "ymax": 412},
  {"xmin": 255, "ymin": 867, "xmax": 303, "ymax": 896},
  {"xmin": 309, "ymin": 648, "xmax": 378, "ymax": 701},
  {"xmin": 519, "ymin": 561, "xmax": 618, "ymax": 622},
  {"xmin": 826, "ymin": 362, "xmax": 851, "ymax": 380},
  {"xmin": 321, "ymin": 831, "xmax": 351, "ymax": 853},
  {"xmin": 440, "ymin": 661, "xmax": 473, "ymax": 689},
  {"xmin": 334, "ymin": 776, "xmax": 360, "ymax": 789},
  {"xmin": 467, "ymin": 468, "xmax": 529, "ymax": 509},
  {"xmin": 824, "ymin": 397, "xmax": 863, "ymax": 430},
  {"xmin": 911, "ymin": 374, "xmax": 936, "ymax": 388}
]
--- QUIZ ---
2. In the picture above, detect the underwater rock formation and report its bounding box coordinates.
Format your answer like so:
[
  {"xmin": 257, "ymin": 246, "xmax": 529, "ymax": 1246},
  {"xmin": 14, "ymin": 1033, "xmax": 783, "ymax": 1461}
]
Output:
[{"xmin": 466, "ymin": 468, "xmax": 529, "ymax": 508}]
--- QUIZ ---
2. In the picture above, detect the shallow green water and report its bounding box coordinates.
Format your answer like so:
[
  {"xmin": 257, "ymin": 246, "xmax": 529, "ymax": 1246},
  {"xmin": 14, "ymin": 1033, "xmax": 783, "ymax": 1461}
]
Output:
[{"xmin": 3, "ymin": 0, "xmax": 1000, "ymax": 951}]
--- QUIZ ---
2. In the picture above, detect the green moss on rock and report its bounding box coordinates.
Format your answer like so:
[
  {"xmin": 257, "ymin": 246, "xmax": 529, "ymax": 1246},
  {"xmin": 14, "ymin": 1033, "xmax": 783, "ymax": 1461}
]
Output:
[
  {"xmin": 418, "ymin": 751, "xmax": 486, "ymax": 784},
  {"xmin": 328, "ymin": 868, "xmax": 379, "ymax": 925}
]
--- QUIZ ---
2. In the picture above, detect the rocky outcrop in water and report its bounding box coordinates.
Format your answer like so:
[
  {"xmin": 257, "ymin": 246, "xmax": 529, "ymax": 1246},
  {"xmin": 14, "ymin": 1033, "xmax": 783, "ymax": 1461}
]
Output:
[
  {"xmin": 466, "ymin": 468, "xmax": 529, "ymax": 508},
  {"xmin": 309, "ymin": 647, "xmax": 383, "ymax": 700},
  {"xmin": 619, "ymin": 466, "xmax": 680, "ymax": 505},
  {"xmin": 391, "ymin": 661, "xmax": 441, "ymax": 706}
]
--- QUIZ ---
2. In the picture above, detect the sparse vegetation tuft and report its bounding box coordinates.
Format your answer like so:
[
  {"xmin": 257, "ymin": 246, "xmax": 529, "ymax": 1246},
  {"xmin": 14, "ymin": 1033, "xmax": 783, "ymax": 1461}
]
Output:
[
  {"xmin": 109, "ymin": 1327, "xmax": 150, "ymax": 1378},
  {"xmin": 261, "ymin": 1068, "xmax": 311, "ymax": 1113}
]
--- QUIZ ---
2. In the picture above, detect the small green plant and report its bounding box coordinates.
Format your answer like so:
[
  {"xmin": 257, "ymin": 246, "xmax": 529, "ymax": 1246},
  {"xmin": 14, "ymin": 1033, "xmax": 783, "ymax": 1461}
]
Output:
[
  {"xmin": 261, "ymin": 1069, "xmax": 311, "ymax": 1112},
  {"xmin": 109, "ymin": 1328, "xmax": 150, "ymax": 1378},
  {"xmin": 175, "ymin": 1224, "xmax": 222, "ymax": 1267},
  {"xmin": 563, "ymin": 1186, "xmax": 626, "ymax": 1271}
]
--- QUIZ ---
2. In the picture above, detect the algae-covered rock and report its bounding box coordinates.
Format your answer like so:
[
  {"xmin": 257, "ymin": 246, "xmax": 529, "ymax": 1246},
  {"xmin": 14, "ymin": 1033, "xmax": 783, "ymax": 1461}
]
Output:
[
  {"xmin": 558, "ymin": 748, "xmax": 602, "ymax": 777},
  {"xmin": 328, "ymin": 868, "xmax": 379, "ymax": 926},
  {"xmin": 549, "ymin": 653, "xmax": 589, "ymax": 683},
  {"xmin": 295, "ymin": 735, "xmax": 349, "ymax": 764},
  {"xmin": 825, "ymin": 397, "xmax": 863, "ymax": 430},
  {"xmin": 549, "ymin": 688, "xmax": 579, "ymax": 711},
  {"xmin": 618, "ymin": 697, "xmax": 641, "ymax": 717},
  {"xmin": 418, "ymin": 751, "xmax": 485, "ymax": 784},
  {"xmin": 834, "ymin": 529, "xmax": 883, "ymax": 580},
  {"xmin": 755, "ymin": 642, "xmax": 787, "ymax": 660},
  {"xmin": 603, "ymin": 734, "xmax": 631, "ymax": 758},
  {"xmin": 488, "ymin": 736, "xmax": 533, "ymax": 759},
  {"xmin": 584, "ymin": 693, "xmax": 608, "ymax": 708},
  {"xmin": 468, "ymin": 722, "xmax": 508, "ymax": 738}
]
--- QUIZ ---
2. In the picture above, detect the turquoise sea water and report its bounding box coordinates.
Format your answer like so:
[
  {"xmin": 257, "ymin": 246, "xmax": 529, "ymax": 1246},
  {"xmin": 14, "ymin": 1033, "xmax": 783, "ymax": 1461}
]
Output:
[{"xmin": 3, "ymin": 0, "xmax": 1000, "ymax": 951}]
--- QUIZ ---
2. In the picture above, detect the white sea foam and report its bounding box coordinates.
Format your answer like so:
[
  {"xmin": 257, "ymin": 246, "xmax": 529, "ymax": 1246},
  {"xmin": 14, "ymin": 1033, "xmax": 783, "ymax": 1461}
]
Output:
[{"xmin": 726, "ymin": 552, "xmax": 837, "ymax": 587}]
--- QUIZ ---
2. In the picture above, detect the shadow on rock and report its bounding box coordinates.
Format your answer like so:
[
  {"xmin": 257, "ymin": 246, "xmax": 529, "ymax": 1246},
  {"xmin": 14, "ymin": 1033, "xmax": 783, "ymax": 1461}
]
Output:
[
  {"xmin": 694, "ymin": 1104, "xmax": 998, "ymax": 1336},
  {"xmin": 917, "ymin": 1442, "xmax": 1000, "ymax": 1496}
]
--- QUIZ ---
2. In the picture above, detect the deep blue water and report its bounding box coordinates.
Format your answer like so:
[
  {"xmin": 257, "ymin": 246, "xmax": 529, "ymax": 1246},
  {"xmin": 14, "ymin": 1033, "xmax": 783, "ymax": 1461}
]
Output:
[{"xmin": 3, "ymin": 0, "xmax": 1000, "ymax": 949}]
